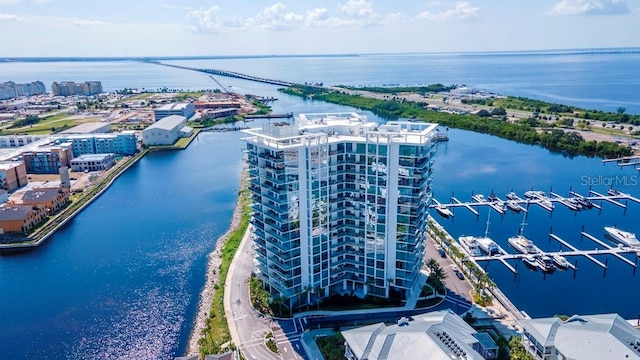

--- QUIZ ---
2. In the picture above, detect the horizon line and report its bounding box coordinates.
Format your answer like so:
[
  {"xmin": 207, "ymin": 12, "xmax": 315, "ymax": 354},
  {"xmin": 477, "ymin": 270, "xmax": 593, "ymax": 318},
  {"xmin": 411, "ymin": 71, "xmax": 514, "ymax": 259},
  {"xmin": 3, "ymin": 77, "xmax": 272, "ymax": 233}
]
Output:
[{"xmin": 2, "ymin": 46, "xmax": 640, "ymax": 62}]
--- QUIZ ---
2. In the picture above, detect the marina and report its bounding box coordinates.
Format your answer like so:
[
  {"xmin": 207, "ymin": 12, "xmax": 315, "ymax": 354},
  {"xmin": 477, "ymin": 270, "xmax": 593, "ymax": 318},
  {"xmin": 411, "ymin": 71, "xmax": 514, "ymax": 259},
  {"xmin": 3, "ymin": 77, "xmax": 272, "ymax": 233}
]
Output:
[{"xmin": 430, "ymin": 187, "xmax": 640, "ymax": 217}]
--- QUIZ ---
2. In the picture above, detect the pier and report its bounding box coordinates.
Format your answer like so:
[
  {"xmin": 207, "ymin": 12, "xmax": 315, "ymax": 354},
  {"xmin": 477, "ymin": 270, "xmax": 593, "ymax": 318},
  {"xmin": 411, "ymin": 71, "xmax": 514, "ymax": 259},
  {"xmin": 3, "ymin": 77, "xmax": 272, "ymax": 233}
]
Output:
[{"xmin": 431, "ymin": 188, "xmax": 639, "ymax": 217}]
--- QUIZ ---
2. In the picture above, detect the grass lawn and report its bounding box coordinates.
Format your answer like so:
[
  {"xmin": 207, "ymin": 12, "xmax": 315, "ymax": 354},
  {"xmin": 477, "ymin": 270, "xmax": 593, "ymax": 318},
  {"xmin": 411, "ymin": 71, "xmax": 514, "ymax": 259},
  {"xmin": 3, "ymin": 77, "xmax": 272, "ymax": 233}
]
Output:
[{"xmin": 316, "ymin": 333, "xmax": 346, "ymax": 360}]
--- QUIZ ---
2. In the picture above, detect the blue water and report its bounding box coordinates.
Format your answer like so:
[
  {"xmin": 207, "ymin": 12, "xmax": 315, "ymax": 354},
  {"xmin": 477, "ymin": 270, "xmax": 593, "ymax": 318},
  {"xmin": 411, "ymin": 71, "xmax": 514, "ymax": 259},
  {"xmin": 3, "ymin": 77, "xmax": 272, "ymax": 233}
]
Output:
[{"xmin": 1, "ymin": 51, "xmax": 640, "ymax": 358}]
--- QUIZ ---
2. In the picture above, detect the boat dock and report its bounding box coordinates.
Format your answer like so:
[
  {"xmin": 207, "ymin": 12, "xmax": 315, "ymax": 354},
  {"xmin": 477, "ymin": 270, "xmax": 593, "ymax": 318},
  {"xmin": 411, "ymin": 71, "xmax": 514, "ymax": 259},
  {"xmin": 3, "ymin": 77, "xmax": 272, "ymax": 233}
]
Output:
[
  {"xmin": 549, "ymin": 233, "xmax": 603, "ymax": 269},
  {"xmin": 580, "ymin": 231, "xmax": 637, "ymax": 268},
  {"xmin": 431, "ymin": 187, "xmax": 639, "ymax": 217},
  {"xmin": 602, "ymin": 155, "xmax": 640, "ymax": 163}
]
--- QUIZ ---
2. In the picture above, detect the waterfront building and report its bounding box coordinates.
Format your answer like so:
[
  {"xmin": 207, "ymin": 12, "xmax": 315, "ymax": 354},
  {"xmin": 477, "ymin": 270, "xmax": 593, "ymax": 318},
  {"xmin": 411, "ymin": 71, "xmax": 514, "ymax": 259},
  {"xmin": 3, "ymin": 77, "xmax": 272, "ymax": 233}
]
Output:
[
  {"xmin": 194, "ymin": 100, "xmax": 242, "ymax": 110},
  {"xmin": 70, "ymin": 153, "xmax": 116, "ymax": 172},
  {"xmin": 0, "ymin": 205, "xmax": 47, "ymax": 233},
  {"xmin": 521, "ymin": 313, "xmax": 640, "ymax": 360},
  {"xmin": 343, "ymin": 310, "xmax": 498, "ymax": 360},
  {"xmin": 0, "ymin": 162, "xmax": 28, "ymax": 191},
  {"xmin": 0, "ymin": 81, "xmax": 46, "ymax": 100},
  {"xmin": 154, "ymin": 102, "xmax": 196, "ymax": 121},
  {"xmin": 57, "ymin": 131, "xmax": 137, "ymax": 156},
  {"xmin": 142, "ymin": 115, "xmax": 190, "ymax": 146},
  {"xmin": 242, "ymin": 112, "xmax": 436, "ymax": 308},
  {"xmin": 21, "ymin": 143, "xmax": 73, "ymax": 174},
  {"xmin": 20, "ymin": 187, "xmax": 70, "ymax": 214},
  {"xmin": 51, "ymin": 81, "xmax": 103, "ymax": 96}
]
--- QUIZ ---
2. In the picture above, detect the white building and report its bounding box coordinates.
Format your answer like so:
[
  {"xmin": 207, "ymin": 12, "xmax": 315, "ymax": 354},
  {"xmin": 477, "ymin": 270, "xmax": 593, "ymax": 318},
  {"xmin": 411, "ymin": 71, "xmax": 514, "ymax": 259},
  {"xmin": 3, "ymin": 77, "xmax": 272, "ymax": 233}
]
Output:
[
  {"xmin": 60, "ymin": 122, "xmax": 111, "ymax": 135},
  {"xmin": 343, "ymin": 310, "xmax": 497, "ymax": 360},
  {"xmin": 142, "ymin": 115, "xmax": 188, "ymax": 146},
  {"xmin": 521, "ymin": 314, "xmax": 640, "ymax": 360},
  {"xmin": 153, "ymin": 102, "xmax": 195, "ymax": 121},
  {"xmin": 70, "ymin": 153, "xmax": 116, "ymax": 172},
  {"xmin": 242, "ymin": 112, "xmax": 437, "ymax": 309}
]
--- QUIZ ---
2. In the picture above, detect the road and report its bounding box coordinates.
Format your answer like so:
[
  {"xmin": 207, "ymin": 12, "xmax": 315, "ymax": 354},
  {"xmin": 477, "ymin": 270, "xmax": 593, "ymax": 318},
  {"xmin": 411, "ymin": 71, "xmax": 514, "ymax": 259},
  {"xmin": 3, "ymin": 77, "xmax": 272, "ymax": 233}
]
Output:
[{"xmin": 225, "ymin": 229, "xmax": 307, "ymax": 360}]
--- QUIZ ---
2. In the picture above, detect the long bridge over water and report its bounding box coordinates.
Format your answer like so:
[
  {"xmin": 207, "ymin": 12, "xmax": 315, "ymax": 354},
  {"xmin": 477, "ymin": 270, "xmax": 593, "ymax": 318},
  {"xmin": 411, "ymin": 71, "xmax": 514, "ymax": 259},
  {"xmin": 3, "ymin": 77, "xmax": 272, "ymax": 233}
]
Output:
[{"xmin": 145, "ymin": 60, "xmax": 296, "ymax": 87}]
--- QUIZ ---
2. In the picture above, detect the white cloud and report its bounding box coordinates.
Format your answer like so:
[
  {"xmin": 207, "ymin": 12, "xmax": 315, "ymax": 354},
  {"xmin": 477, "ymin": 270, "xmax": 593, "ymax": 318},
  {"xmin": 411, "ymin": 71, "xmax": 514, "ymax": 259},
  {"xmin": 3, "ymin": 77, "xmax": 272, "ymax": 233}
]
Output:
[
  {"xmin": 338, "ymin": 0, "xmax": 374, "ymax": 19},
  {"xmin": 548, "ymin": 0, "xmax": 630, "ymax": 15},
  {"xmin": 417, "ymin": 1, "xmax": 481, "ymax": 21},
  {"xmin": 0, "ymin": 12, "xmax": 17, "ymax": 20},
  {"xmin": 72, "ymin": 19, "xmax": 103, "ymax": 26},
  {"xmin": 187, "ymin": 1, "xmax": 397, "ymax": 33},
  {"xmin": 161, "ymin": 4, "xmax": 193, "ymax": 11}
]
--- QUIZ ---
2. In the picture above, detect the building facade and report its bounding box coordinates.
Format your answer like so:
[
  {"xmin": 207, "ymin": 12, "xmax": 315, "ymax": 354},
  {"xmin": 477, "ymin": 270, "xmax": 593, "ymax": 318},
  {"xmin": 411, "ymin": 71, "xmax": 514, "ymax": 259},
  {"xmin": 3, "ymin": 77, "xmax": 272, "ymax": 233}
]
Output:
[
  {"xmin": 57, "ymin": 132, "xmax": 137, "ymax": 156},
  {"xmin": 154, "ymin": 102, "xmax": 196, "ymax": 121},
  {"xmin": 51, "ymin": 81, "xmax": 103, "ymax": 96},
  {"xmin": 0, "ymin": 162, "xmax": 28, "ymax": 191},
  {"xmin": 70, "ymin": 153, "xmax": 116, "ymax": 172},
  {"xmin": 0, "ymin": 81, "xmax": 46, "ymax": 100},
  {"xmin": 242, "ymin": 113, "xmax": 437, "ymax": 309},
  {"xmin": 21, "ymin": 144, "xmax": 73, "ymax": 174}
]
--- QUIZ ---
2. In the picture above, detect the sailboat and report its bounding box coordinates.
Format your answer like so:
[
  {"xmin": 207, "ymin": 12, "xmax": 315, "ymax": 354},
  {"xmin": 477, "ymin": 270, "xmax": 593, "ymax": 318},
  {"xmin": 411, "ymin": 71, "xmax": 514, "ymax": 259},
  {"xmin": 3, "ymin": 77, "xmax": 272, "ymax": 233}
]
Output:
[{"xmin": 508, "ymin": 213, "xmax": 541, "ymax": 254}]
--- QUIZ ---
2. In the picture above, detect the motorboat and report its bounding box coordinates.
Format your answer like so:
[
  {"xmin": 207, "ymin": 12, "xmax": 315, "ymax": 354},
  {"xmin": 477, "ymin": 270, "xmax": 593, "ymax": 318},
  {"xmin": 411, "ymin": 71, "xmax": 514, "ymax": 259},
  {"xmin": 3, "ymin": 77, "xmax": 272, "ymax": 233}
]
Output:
[
  {"xmin": 524, "ymin": 190, "xmax": 544, "ymax": 199},
  {"xmin": 567, "ymin": 198, "xmax": 583, "ymax": 210},
  {"xmin": 522, "ymin": 255, "xmax": 538, "ymax": 269},
  {"xmin": 604, "ymin": 226, "xmax": 639, "ymax": 247},
  {"xmin": 573, "ymin": 196, "xmax": 593, "ymax": 209},
  {"xmin": 506, "ymin": 200, "xmax": 522, "ymax": 212},
  {"xmin": 458, "ymin": 236, "xmax": 483, "ymax": 257},
  {"xmin": 536, "ymin": 255, "xmax": 555, "ymax": 272},
  {"xmin": 506, "ymin": 191, "xmax": 518, "ymax": 200},
  {"xmin": 509, "ymin": 235, "xmax": 541, "ymax": 254},
  {"xmin": 476, "ymin": 237, "xmax": 500, "ymax": 255},
  {"xmin": 434, "ymin": 204, "xmax": 453, "ymax": 218},
  {"xmin": 552, "ymin": 254, "xmax": 570, "ymax": 269},
  {"xmin": 472, "ymin": 194, "xmax": 487, "ymax": 203}
]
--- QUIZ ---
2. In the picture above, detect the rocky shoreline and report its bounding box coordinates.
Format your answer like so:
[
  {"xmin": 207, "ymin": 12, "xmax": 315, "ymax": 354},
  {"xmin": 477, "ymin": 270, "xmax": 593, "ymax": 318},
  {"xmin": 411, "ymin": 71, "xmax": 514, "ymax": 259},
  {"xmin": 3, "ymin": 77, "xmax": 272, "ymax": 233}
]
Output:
[{"xmin": 185, "ymin": 194, "xmax": 245, "ymax": 356}]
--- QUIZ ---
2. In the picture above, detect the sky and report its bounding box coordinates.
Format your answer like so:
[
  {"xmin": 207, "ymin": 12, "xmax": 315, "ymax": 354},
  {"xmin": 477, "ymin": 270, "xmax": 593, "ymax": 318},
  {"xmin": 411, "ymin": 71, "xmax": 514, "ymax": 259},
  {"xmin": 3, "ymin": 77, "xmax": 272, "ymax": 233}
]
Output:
[{"xmin": 0, "ymin": 0, "xmax": 638, "ymax": 57}]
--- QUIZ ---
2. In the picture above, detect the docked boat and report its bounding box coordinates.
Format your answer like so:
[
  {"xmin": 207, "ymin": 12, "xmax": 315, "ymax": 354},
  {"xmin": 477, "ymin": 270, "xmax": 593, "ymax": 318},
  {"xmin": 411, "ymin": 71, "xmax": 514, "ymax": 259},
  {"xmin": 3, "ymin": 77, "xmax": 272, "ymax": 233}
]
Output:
[
  {"xmin": 509, "ymin": 235, "xmax": 540, "ymax": 254},
  {"xmin": 506, "ymin": 191, "xmax": 518, "ymax": 200},
  {"xmin": 574, "ymin": 196, "xmax": 593, "ymax": 209},
  {"xmin": 506, "ymin": 200, "xmax": 522, "ymax": 212},
  {"xmin": 604, "ymin": 226, "xmax": 639, "ymax": 247},
  {"xmin": 522, "ymin": 255, "xmax": 538, "ymax": 269},
  {"xmin": 552, "ymin": 254, "xmax": 570, "ymax": 269},
  {"xmin": 476, "ymin": 237, "xmax": 499, "ymax": 255},
  {"xmin": 508, "ymin": 218, "xmax": 541, "ymax": 254},
  {"xmin": 435, "ymin": 204, "xmax": 454, "ymax": 218},
  {"xmin": 536, "ymin": 255, "xmax": 555, "ymax": 272},
  {"xmin": 472, "ymin": 194, "xmax": 487, "ymax": 203},
  {"xmin": 524, "ymin": 190, "xmax": 544, "ymax": 199},
  {"xmin": 458, "ymin": 236, "xmax": 483, "ymax": 257}
]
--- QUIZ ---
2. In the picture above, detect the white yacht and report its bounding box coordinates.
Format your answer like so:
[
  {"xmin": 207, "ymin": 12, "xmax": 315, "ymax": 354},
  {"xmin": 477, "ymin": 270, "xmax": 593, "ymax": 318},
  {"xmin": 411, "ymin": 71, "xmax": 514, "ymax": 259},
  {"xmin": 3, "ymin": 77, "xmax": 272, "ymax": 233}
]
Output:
[
  {"xmin": 552, "ymin": 254, "xmax": 570, "ymax": 269},
  {"xmin": 604, "ymin": 226, "xmax": 639, "ymax": 247},
  {"xmin": 536, "ymin": 255, "xmax": 555, "ymax": 272},
  {"xmin": 506, "ymin": 200, "xmax": 522, "ymax": 212},
  {"xmin": 472, "ymin": 194, "xmax": 487, "ymax": 203},
  {"xmin": 524, "ymin": 190, "xmax": 544, "ymax": 199},
  {"xmin": 434, "ymin": 204, "xmax": 453, "ymax": 218},
  {"xmin": 508, "ymin": 217, "xmax": 541, "ymax": 254},
  {"xmin": 506, "ymin": 191, "xmax": 519, "ymax": 200},
  {"xmin": 458, "ymin": 236, "xmax": 482, "ymax": 257}
]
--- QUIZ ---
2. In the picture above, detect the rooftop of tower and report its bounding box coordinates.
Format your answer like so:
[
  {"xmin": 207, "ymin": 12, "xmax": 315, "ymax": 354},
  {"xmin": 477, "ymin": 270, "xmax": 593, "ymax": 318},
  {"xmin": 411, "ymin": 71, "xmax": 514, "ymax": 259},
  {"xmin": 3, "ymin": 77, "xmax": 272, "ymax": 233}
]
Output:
[{"xmin": 242, "ymin": 112, "xmax": 438, "ymax": 149}]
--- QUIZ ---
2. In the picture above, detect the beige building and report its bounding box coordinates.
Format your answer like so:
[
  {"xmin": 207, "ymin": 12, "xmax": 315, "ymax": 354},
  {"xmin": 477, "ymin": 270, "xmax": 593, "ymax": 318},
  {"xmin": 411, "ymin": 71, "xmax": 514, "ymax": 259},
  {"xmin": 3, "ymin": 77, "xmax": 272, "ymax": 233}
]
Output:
[{"xmin": 0, "ymin": 162, "xmax": 28, "ymax": 191}]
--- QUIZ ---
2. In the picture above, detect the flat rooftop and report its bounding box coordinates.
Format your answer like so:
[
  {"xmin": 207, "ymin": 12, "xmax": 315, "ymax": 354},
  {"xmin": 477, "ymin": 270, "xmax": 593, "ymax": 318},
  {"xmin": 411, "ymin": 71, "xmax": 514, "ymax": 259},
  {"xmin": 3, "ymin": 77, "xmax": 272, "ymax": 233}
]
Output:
[
  {"xmin": 71, "ymin": 153, "xmax": 115, "ymax": 161},
  {"xmin": 156, "ymin": 102, "xmax": 191, "ymax": 111},
  {"xmin": 242, "ymin": 112, "xmax": 438, "ymax": 149},
  {"xmin": 59, "ymin": 122, "xmax": 110, "ymax": 134}
]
